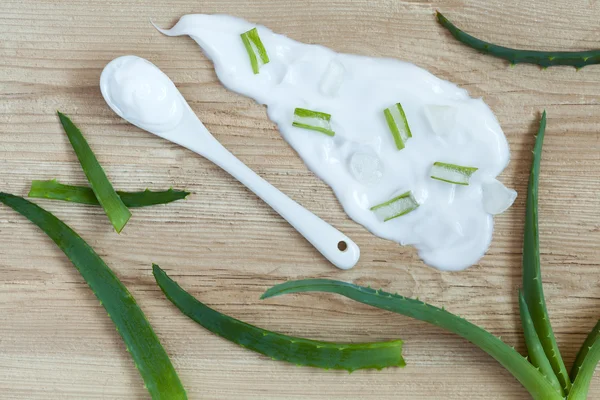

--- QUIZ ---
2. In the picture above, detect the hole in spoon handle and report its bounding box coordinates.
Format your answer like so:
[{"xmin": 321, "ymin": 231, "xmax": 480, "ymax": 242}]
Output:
[
  {"xmin": 312, "ymin": 230, "xmax": 359, "ymax": 270},
  {"xmin": 291, "ymin": 211, "xmax": 360, "ymax": 269}
]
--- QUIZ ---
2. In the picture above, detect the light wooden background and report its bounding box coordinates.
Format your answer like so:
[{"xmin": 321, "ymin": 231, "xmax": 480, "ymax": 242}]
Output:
[{"xmin": 1, "ymin": 0, "xmax": 600, "ymax": 398}]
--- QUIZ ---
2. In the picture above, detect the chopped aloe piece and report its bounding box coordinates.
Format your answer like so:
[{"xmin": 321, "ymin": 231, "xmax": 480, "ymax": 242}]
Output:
[
  {"xmin": 370, "ymin": 191, "xmax": 419, "ymax": 222},
  {"xmin": 430, "ymin": 161, "xmax": 478, "ymax": 185},
  {"xmin": 423, "ymin": 105, "xmax": 458, "ymax": 137},
  {"xmin": 57, "ymin": 112, "xmax": 131, "ymax": 233},
  {"xmin": 319, "ymin": 59, "xmax": 345, "ymax": 96},
  {"xmin": 28, "ymin": 179, "xmax": 190, "ymax": 208},
  {"xmin": 152, "ymin": 264, "xmax": 405, "ymax": 372},
  {"xmin": 481, "ymin": 178, "xmax": 517, "ymax": 214},
  {"xmin": 240, "ymin": 27, "xmax": 270, "ymax": 74},
  {"xmin": 292, "ymin": 108, "xmax": 335, "ymax": 136},
  {"xmin": 262, "ymin": 279, "xmax": 563, "ymax": 400},
  {"xmin": 522, "ymin": 111, "xmax": 571, "ymax": 393},
  {"xmin": 0, "ymin": 193, "xmax": 186, "ymax": 399},
  {"xmin": 383, "ymin": 103, "xmax": 412, "ymax": 150}
]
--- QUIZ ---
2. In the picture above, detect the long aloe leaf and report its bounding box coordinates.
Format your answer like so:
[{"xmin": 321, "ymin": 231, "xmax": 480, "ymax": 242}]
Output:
[
  {"xmin": 153, "ymin": 265, "xmax": 405, "ymax": 371},
  {"xmin": 569, "ymin": 320, "xmax": 600, "ymax": 399},
  {"xmin": 519, "ymin": 291, "xmax": 563, "ymax": 394},
  {"xmin": 522, "ymin": 111, "xmax": 571, "ymax": 393},
  {"xmin": 57, "ymin": 112, "xmax": 131, "ymax": 232},
  {"xmin": 0, "ymin": 193, "xmax": 186, "ymax": 400},
  {"xmin": 29, "ymin": 180, "xmax": 190, "ymax": 208},
  {"xmin": 262, "ymin": 279, "xmax": 563, "ymax": 400},
  {"xmin": 436, "ymin": 12, "xmax": 600, "ymax": 69}
]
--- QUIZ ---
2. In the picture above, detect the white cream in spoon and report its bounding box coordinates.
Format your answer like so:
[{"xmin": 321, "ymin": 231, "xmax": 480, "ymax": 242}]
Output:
[
  {"xmin": 155, "ymin": 14, "xmax": 516, "ymax": 271},
  {"xmin": 101, "ymin": 56, "xmax": 184, "ymax": 133}
]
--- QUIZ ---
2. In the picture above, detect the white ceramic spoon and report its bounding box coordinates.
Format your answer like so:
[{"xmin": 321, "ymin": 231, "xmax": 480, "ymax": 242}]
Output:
[{"xmin": 100, "ymin": 55, "xmax": 359, "ymax": 270}]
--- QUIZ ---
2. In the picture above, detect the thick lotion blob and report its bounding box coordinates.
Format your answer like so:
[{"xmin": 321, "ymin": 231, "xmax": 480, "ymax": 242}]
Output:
[
  {"xmin": 156, "ymin": 15, "xmax": 515, "ymax": 271},
  {"xmin": 100, "ymin": 56, "xmax": 184, "ymax": 133}
]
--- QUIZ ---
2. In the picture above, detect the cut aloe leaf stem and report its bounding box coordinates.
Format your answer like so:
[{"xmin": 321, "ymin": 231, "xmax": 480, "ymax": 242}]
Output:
[
  {"xmin": 436, "ymin": 11, "xmax": 600, "ymax": 69},
  {"xmin": 0, "ymin": 193, "xmax": 186, "ymax": 400},
  {"xmin": 430, "ymin": 161, "xmax": 478, "ymax": 185},
  {"xmin": 522, "ymin": 111, "xmax": 571, "ymax": 394},
  {"xmin": 57, "ymin": 112, "xmax": 131, "ymax": 233},
  {"xmin": 383, "ymin": 103, "xmax": 412, "ymax": 150},
  {"xmin": 370, "ymin": 191, "xmax": 419, "ymax": 222},
  {"xmin": 152, "ymin": 264, "xmax": 405, "ymax": 372},
  {"xmin": 262, "ymin": 279, "xmax": 563, "ymax": 400},
  {"xmin": 28, "ymin": 179, "xmax": 190, "ymax": 208},
  {"xmin": 240, "ymin": 27, "xmax": 270, "ymax": 74},
  {"xmin": 292, "ymin": 108, "xmax": 335, "ymax": 136}
]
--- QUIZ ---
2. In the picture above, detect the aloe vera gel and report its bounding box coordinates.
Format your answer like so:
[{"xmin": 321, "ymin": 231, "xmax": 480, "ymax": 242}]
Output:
[{"xmin": 156, "ymin": 14, "xmax": 515, "ymax": 271}]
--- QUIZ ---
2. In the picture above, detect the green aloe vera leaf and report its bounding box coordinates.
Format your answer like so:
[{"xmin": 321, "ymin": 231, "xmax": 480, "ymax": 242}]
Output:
[
  {"xmin": 153, "ymin": 264, "xmax": 405, "ymax": 372},
  {"xmin": 57, "ymin": 112, "xmax": 131, "ymax": 232},
  {"xmin": 28, "ymin": 179, "xmax": 190, "ymax": 208},
  {"xmin": 518, "ymin": 291, "xmax": 563, "ymax": 395},
  {"xmin": 262, "ymin": 279, "xmax": 563, "ymax": 400},
  {"xmin": 522, "ymin": 111, "xmax": 571, "ymax": 393},
  {"xmin": 570, "ymin": 320, "xmax": 600, "ymax": 386},
  {"xmin": 0, "ymin": 193, "xmax": 186, "ymax": 400},
  {"xmin": 436, "ymin": 12, "xmax": 600, "ymax": 69}
]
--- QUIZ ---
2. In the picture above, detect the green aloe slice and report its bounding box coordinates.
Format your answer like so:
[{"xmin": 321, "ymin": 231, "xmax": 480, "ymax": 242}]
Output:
[
  {"xmin": 262, "ymin": 279, "xmax": 563, "ymax": 400},
  {"xmin": 0, "ymin": 193, "xmax": 186, "ymax": 400},
  {"xmin": 57, "ymin": 112, "xmax": 131, "ymax": 233},
  {"xmin": 241, "ymin": 27, "xmax": 270, "ymax": 74},
  {"xmin": 29, "ymin": 179, "xmax": 190, "ymax": 208},
  {"xmin": 430, "ymin": 162, "xmax": 478, "ymax": 185},
  {"xmin": 292, "ymin": 108, "xmax": 335, "ymax": 136},
  {"xmin": 383, "ymin": 103, "xmax": 412, "ymax": 150},
  {"xmin": 436, "ymin": 12, "xmax": 600, "ymax": 69},
  {"xmin": 370, "ymin": 191, "xmax": 419, "ymax": 222},
  {"xmin": 153, "ymin": 264, "xmax": 405, "ymax": 372},
  {"xmin": 568, "ymin": 321, "xmax": 600, "ymax": 400},
  {"xmin": 522, "ymin": 111, "xmax": 571, "ymax": 393}
]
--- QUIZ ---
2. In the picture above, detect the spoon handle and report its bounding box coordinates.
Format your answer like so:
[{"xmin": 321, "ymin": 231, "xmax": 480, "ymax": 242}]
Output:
[{"xmin": 185, "ymin": 130, "xmax": 360, "ymax": 270}]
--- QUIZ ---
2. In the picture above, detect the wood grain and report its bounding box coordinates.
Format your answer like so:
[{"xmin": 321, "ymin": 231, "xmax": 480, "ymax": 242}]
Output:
[{"xmin": 2, "ymin": 0, "xmax": 600, "ymax": 398}]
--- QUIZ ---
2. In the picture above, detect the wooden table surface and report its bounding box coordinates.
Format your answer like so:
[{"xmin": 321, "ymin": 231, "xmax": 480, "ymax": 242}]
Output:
[{"xmin": 2, "ymin": 0, "xmax": 600, "ymax": 398}]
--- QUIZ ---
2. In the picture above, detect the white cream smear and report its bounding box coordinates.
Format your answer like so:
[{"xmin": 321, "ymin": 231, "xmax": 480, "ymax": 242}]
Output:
[{"xmin": 156, "ymin": 14, "xmax": 516, "ymax": 271}]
